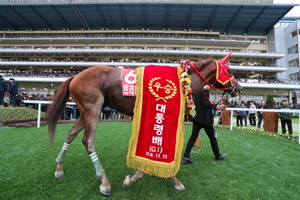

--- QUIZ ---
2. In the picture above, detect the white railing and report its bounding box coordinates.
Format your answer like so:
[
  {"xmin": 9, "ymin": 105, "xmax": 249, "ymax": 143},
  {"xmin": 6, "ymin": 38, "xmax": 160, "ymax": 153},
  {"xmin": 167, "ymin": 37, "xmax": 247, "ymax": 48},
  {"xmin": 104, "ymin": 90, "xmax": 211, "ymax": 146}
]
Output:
[
  {"xmin": 23, "ymin": 100, "xmax": 75, "ymax": 128},
  {"xmin": 23, "ymin": 100, "xmax": 300, "ymax": 144},
  {"xmin": 226, "ymin": 108, "xmax": 300, "ymax": 144}
]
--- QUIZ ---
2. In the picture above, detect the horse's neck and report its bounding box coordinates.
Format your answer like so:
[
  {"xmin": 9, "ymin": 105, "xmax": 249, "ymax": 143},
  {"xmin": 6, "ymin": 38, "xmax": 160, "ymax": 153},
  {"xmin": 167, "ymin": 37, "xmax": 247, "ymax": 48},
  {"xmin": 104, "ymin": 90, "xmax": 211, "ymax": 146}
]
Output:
[
  {"xmin": 189, "ymin": 60, "xmax": 216, "ymax": 92},
  {"xmin": 196, "ymin": 60, "xmax": 216, "ymax": 83}
]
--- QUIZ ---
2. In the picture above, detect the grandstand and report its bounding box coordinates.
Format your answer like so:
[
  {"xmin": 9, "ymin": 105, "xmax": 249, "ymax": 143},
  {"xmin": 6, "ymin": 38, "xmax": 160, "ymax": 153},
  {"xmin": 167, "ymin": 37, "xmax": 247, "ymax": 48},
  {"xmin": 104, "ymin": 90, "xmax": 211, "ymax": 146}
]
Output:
[{"xmin": 0, "ymin": 0, "xmax": 299, "ymax": 104}]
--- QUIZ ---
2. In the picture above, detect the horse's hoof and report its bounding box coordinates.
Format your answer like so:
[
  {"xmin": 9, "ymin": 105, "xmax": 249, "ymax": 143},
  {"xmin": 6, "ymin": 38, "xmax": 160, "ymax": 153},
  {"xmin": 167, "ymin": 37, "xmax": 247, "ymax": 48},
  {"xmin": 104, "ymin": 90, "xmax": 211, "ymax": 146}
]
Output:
[
  {"xmin": 123, "ymin": 175, "xmax": 132, "ymax": 187},
  {"xmin": 174, "ymin": 182, "xmax": 185, "ymax": 190},
  {"xmin": 99, "ymin": 185, "xmax": 111, "ymax": 196},
  {"xmin": 54, "ymin": 171, "xmax": 64, "ymax": 178}
]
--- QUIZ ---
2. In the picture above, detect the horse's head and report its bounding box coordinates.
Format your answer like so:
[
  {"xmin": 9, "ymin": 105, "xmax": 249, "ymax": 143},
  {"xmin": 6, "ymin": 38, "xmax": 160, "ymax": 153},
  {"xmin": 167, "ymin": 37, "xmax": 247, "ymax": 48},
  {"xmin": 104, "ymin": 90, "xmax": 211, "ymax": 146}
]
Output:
[{"xmin": 188, "ymin": 51, "xmax": 242, "ymax": 97}]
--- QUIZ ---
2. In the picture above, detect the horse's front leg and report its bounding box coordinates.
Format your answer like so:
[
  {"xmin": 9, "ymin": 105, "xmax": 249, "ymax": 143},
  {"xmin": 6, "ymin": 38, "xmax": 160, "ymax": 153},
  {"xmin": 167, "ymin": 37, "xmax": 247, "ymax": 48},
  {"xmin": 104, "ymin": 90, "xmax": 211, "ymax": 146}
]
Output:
[
  {"xmin": 123, "ymin": 171, "xmax": 185, "ymax": 190},
  {"xmin": 55, "ymin": 119, "xmax": 85, "ymax": 178},
  {"xmin": 168, "ymin": 176, "xmax": 185, "ymax": 190},
  {"xmin": 123, "ymin": 170, "xmax": 145, "ymax": 187}
]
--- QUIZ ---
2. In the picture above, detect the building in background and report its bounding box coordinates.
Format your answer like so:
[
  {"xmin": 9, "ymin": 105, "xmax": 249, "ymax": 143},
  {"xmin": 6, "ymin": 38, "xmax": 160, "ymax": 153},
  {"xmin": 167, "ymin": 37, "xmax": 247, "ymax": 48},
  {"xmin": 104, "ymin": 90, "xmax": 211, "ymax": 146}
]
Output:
[
  {"xmin": 275, "ymin": 19, "xmax": 300, "ymax": 81},
  {"xmin": 0, "ymin": 0, "xmax": 300, "ymax": 104}
]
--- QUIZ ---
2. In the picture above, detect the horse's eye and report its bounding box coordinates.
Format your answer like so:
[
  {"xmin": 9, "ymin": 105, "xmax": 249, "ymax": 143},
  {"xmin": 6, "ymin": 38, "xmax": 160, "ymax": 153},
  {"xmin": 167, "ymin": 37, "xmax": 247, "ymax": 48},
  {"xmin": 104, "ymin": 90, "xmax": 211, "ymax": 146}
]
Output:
[{"xmin": 227, "ymin": 69, "xmax": 233, "ymax": 75}]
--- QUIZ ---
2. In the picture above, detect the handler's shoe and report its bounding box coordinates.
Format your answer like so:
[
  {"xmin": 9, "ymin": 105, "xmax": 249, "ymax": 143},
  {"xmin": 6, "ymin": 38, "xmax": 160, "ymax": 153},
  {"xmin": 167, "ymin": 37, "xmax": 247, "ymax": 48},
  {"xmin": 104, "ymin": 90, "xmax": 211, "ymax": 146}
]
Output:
[
  {"xmin": 182, "ymin": 157, "xmax": 197, "ymax": 164},
  {"xmin": 215, "ymin": 153, "xmax": 227, "ymax": 161}
]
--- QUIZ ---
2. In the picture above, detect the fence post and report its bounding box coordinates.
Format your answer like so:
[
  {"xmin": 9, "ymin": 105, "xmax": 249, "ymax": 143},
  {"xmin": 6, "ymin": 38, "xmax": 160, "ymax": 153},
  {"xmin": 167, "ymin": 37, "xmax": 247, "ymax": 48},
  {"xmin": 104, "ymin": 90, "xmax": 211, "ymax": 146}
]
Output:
[
  {"xmin": 230, "ymin": 110, "xmax": 233, "ymax": 130},
  {"xmin": 37, "ymin": 103, "xmax": 42, "ymax": 128}
]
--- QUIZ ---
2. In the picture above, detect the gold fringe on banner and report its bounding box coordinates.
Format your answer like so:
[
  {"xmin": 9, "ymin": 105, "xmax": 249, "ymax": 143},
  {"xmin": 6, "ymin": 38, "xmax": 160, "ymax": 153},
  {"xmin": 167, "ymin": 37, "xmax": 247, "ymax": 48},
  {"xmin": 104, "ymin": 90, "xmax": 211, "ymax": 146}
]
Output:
[{"xmin": 127, "ymin": 67, "xmax": 185, "ymax": 178}]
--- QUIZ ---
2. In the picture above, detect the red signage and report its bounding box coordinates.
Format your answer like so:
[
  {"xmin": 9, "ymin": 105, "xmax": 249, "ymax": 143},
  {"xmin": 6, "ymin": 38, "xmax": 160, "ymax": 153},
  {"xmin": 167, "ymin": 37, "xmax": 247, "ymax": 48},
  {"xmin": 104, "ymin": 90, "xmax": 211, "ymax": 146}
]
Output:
[{"xmin": 122, "ymin": 68, "xmax": 137, "ymax": 96}]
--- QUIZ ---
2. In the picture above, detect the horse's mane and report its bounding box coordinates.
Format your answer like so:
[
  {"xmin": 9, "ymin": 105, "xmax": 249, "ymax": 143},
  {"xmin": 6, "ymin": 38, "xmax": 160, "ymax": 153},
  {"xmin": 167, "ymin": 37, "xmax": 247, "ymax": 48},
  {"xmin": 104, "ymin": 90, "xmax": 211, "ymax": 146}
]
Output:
[{"xmin": 192, "ymin": 59, "xmax": 215, "ymax": 71}]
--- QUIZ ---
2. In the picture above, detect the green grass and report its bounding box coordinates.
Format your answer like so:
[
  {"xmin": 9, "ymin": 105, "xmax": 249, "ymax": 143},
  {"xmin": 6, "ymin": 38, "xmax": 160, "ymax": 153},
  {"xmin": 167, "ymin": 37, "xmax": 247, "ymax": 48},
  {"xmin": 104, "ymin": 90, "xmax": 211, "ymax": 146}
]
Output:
[{"xmin": 0, "ymin": 122, "xmax": 300, "ymax": 200}]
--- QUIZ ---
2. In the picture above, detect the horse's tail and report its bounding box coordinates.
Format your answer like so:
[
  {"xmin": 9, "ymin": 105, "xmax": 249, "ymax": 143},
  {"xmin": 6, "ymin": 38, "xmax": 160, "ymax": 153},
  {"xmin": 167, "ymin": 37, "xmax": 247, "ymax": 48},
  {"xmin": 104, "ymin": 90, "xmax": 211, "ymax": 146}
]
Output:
[{"xmin": 47, "ymin": 76, "xmax": 75, "ymax": 146}]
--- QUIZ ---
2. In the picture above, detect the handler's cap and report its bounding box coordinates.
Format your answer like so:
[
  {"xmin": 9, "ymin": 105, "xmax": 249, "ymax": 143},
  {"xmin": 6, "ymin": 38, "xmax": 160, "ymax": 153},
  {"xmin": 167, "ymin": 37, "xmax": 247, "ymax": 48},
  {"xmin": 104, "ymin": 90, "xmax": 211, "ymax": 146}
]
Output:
[
  {"xmin": 9, "ymin": 78, "xmax": 15, "ymax": 81},
  {"xmin": 237, "ymin": 100, "xmax": 241, "ymax": 103},
  {"xmin": 282, "ymin": 99, "xmax": 287, "ymax": 102}
]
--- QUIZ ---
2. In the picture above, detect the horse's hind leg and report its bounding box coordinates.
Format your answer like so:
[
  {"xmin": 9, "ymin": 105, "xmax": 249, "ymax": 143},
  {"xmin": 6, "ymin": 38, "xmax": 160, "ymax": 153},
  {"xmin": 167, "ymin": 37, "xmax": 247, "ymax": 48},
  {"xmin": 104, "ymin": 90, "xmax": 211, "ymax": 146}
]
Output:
[
  {"xmin": 54, "ymin": 118, "xmax": 85, "ymax": 178},
  {"xmin": 82, "ymin": 111, "xmax": 111, "ymax": 196}
]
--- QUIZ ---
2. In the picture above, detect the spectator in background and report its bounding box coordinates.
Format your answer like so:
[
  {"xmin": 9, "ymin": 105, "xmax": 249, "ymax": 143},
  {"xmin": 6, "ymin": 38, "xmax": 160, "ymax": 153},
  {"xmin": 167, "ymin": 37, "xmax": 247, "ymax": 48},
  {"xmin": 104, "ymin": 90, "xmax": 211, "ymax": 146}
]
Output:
[
  {"xmin": 235, "ymin": 101, "xmax": 247, "ymax": 127},
  {"xmin": 19, "ymin": 95, "xmax": 27, "ymax": 107},
  {"xmin": 0, "ymin": 75, "xmax": 8, "ymax": 107},
  {"xmin": 241, "ymin": 102, "xmax": 248, "ymax": 126},
  {"xmin": 64, "ymin": 96, "xmax": 74, "ymax": 120},
  {"xmin": 26, "ymin": 94, "xmax": 36, "ymax": 109},
  {"xmin": 248, "ymin": 101, "xmax": 257, "ymax": 126},
  {"xmin": 110, "ymin": 108, "xmax": 117, "ymax": 120},
  {"xmin": 36, "ymin": 93, "xmax": 48, "ymax": 112},
  {"xmin": 68, "ymin": 96, "xmax": 77, "ymax": 120},
  {"xmin": 15, "ymin": 94, "xmax": 22, "ymax": 107},
  {"xmin": 8, "ymin": 78, "xmax": 18, "ymax": 107},
  {"xmin": 278, "ymin": 99, "xmax": 293, "ymax": 135},
  {"xmin": 257, "ymin": 100, "xmax": 268, "ymax": 129},
  {"xmin": 103, "ymin": 106, "xmax": 111, "ymax": 119},
  {"xmin": 4, "ymin": 92, "xmax": 10, "ymax": 107}
]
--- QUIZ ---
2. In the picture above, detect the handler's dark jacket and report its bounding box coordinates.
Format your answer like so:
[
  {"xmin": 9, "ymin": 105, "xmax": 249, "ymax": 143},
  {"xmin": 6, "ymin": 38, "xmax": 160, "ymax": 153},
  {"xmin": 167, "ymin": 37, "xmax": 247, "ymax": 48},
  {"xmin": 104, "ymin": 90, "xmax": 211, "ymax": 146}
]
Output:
[{"xmin": 188, "ymin": 88, "xmax": 215, "ymax": 125}]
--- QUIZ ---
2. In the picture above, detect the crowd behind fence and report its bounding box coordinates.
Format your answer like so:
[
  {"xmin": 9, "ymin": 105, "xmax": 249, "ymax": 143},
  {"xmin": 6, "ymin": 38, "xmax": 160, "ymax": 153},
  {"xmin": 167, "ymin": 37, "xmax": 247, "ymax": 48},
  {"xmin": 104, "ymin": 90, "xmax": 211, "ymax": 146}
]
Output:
[{"xmin": 22, "ymin": 100, "xmax": 300, "ymax": 144}]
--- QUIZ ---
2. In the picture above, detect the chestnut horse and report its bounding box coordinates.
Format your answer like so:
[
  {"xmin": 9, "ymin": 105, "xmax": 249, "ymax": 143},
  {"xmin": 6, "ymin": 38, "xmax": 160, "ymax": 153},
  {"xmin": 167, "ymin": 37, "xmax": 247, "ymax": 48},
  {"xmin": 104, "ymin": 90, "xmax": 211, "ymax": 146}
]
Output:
[{"xmin": 46, "ymin": 52, "xmax": 242, "ymax": 196}]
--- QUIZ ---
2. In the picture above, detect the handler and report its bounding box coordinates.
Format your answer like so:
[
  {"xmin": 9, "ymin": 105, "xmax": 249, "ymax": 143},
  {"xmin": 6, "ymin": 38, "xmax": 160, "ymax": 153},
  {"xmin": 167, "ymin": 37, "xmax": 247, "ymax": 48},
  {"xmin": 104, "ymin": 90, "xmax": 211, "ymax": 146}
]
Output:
[{"xmin": 182, "ymin": 85, "xmax": 227, "ymax": 164}]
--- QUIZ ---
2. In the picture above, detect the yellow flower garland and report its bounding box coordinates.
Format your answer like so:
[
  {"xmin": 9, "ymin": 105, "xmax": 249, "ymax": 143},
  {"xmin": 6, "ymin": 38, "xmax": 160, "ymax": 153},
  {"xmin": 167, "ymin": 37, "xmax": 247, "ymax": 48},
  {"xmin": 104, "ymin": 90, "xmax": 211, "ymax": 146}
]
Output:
[{"xmin": 178, "ymin": 63, "xmax": 196, "ymax": 117}]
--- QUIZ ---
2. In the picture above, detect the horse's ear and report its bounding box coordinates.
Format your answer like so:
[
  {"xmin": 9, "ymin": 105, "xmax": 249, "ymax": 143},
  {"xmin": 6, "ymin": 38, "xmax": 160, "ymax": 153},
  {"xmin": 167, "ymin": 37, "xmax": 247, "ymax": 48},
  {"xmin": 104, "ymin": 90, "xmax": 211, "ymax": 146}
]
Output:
[{"xmin": 219, "ymin": 51, "xmax": 232, "ymax": 64}]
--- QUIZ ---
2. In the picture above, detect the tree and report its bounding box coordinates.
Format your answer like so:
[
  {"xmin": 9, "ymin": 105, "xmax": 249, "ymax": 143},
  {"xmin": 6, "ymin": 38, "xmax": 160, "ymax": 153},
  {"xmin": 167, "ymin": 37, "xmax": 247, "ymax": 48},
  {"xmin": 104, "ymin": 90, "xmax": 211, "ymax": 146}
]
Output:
[{"xmin": 265, "ymin": 94, "xmax": 275, "ymax": 108}]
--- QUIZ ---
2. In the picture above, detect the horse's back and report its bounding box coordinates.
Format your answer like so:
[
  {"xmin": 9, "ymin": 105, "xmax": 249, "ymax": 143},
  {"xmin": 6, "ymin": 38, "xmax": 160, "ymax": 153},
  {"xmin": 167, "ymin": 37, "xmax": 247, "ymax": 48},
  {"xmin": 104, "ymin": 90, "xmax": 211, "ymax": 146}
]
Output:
[{"xmin": 70, "ymin": 65, "xmax": 135, "ymax": 116}]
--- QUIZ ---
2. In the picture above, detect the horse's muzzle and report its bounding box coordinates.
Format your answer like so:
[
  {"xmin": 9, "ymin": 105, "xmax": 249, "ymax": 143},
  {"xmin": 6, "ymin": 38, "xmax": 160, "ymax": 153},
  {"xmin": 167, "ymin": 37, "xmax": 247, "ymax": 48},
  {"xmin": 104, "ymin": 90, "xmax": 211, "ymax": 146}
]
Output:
[{"xmin": 226, "ymin": 86, "xmax": 242, "ymax": 97}]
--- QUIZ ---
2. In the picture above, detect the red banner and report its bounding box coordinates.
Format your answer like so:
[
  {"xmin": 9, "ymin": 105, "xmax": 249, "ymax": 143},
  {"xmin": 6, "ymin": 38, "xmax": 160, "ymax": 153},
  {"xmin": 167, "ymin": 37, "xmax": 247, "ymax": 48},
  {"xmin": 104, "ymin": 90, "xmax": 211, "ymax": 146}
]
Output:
[{"xmin": 127, "ymin": 65, "xmax": 185, "ymax": 178}]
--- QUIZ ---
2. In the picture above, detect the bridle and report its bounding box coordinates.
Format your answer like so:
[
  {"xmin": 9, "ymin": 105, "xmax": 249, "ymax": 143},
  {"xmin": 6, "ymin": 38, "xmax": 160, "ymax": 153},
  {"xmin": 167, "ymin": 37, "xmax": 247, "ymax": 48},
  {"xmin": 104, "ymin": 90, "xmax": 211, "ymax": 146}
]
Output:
[
  {"xmin": 180, "ymin": 59, "xmax": 236, "ymax": 109},
  {"xmin": 190, "ymin": 61, "xmax": 233, "ymax": 90},
  {"xmin": 181, "ymin": 60, "xmax": 234, "ymax": 91}
]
